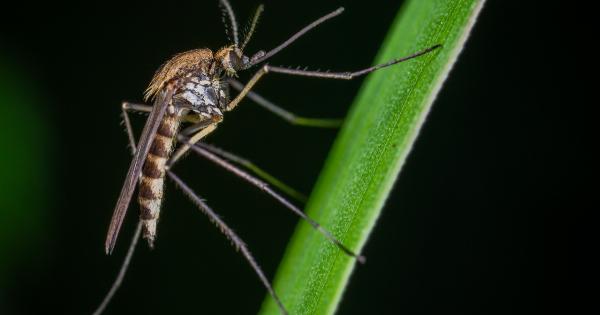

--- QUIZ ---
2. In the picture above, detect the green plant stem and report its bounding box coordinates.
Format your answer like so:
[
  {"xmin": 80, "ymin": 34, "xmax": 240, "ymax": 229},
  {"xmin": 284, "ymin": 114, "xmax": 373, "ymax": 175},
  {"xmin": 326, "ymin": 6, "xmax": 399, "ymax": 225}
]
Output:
[{"xmin": 259, "ymin": 1, "xmax": 486, "ymax": 314}]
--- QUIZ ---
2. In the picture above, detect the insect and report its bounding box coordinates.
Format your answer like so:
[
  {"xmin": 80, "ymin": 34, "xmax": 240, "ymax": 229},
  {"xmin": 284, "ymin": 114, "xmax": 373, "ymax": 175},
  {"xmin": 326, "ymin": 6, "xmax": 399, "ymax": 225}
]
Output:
[{"xmin": 94, "ymin": 1, "xmax": 440, "ymax": 314}]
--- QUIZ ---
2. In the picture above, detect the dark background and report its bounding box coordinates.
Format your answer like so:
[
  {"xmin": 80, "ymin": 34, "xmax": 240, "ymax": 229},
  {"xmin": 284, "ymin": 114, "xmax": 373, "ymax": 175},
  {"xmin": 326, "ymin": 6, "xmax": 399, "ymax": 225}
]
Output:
[{"xmin": 0, "ymin": 1, "xmax": 578, "ymax": 314}]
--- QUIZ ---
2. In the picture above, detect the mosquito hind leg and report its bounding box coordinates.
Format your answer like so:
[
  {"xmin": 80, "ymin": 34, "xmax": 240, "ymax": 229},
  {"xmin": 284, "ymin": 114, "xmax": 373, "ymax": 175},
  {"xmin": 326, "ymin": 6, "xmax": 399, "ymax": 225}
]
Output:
[
  {"xmin": 92, "ymin": 222, "xmax": 142, "ymax": 315},
  {"xmin": 121, "ymin": 102, "xmax": 152, "ymax": 154},
  {"xmin": 179, "ymin": 136, "xmax": 366, "ymax": 263},
  {"xmin": 197, "ymin": 142, "xmax": 308, "ymax": 203},
  {"xmin": 93, "ymin": 102, "xmax": 150, "ymax": 315},
  {"xmin": 167, "ymin": 170, "xmax": 289, "ymax": 315},
  {"xmin": 228, "ymin": 79, "xmax": 343, "ymax": 128}
]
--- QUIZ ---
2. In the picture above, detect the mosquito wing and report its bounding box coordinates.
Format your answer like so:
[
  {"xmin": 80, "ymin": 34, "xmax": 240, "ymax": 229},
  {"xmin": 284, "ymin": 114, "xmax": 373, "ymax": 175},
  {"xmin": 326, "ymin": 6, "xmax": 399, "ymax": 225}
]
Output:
[{"xmin": 104, "ymin": 87, "xmax": 175, "ymax": 254}]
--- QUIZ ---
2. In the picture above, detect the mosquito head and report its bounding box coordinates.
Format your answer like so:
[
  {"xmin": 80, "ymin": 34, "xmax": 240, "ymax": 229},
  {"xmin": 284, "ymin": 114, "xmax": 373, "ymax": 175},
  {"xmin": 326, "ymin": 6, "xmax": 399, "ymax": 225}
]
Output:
[
  {"xmin": 214, "ymin": 45, "xmax": 250, "ymax": 77},
  {"xmin": 216, "ymin": 1, "xmax": 265, "ymax": 75}
]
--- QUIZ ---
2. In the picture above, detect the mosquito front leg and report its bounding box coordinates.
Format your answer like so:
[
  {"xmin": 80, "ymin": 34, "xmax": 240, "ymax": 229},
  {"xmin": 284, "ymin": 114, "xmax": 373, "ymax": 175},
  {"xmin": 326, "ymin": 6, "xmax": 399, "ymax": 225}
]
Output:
[
  {"xmin": 226, "ymin": 65, "xmax": 269, "ymax": 111},
  {"xmin": 262, "ymin": 44, "xmax": 441, "ymax": 80},
  {"xmin": 227, "ymin": 44, "xmax": 440, "ymax": 112},
  {"xmin": 228, "ymin": 79, "xmax": 342, "ymax": 128}
]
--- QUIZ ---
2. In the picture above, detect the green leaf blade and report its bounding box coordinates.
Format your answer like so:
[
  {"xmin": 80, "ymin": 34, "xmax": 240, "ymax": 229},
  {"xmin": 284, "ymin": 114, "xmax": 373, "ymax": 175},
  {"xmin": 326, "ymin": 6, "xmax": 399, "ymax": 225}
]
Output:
[{"xmin": 259, "ymin": 1, "xmax": 485, "ymax": 314}]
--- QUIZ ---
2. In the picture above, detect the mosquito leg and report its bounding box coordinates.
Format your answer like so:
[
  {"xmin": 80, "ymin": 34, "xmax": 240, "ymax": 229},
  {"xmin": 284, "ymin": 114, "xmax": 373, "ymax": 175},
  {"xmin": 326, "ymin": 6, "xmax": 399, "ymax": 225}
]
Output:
[
  {"xmin": 167, "ymin": 170, "xmax": 288, "ymax": 315},
  {"xmin": 167, "ymin": 117, "xmax": 221, "ymax": 169},
  {"xmin": 226, "ymin": 45, "xmax": 440, "ymax": 112},
  {"xmin": 93, "ymin": 103, "xmax": 150, "ymax": 315},
  {"xmin": 120, "ymin": 101, "xmax": 222, "ymax": 169},
  {"xmin": 123, "ymin": 104, "xmax": 306, "ymax": 202},
  {"xmin": 122, "ymin": 102, "xmax": 152, "ymax": 113},
  {"xmin": 179, "ymin": 136, "xmax": 366, "ymax": 263},
  {"xmin": 197, "ymin": 142, "xmax": 308, "ymax": 203},
  {"xmin": 179, "ymin": 118, "xmax": 217, "ymax": 137},
  {"xmin": 228, "ymin": 79, "xmax": 343, "ymax": 128},
  {"xmin": 121, "ymin": 102, "xmax": 152, "ymax": 155},
  {"xmin": 92, "ymin": 222, "xmax": 142, "ymax": 315},
  {"xmin": 226, "ymin": 60, "xmax": 310, "ymax": 112},
  {"xmin": 265, "ymin": 44, "xmax": 441, "ymax": 80},
  {"xmin": 130, "ymin": 103, "xmax": 287, "ymax": 313},
  {"xmin": 226, "ymin": 65, "xmax": 269, "ymax": 111}
]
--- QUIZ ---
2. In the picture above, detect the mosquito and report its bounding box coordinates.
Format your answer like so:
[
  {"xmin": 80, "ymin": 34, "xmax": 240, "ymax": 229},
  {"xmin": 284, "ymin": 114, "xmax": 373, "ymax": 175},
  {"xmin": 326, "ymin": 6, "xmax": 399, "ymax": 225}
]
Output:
[{"xmin": 93, "ymin": 1, "xmax": 440, "ymax": 314}]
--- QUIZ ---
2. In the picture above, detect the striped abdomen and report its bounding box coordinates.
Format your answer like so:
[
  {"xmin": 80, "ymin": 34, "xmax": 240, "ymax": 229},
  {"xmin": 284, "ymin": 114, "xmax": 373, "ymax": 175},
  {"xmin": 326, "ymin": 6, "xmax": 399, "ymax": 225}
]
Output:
[{"xmin": 138, "ymin": 112, "xmax": 181, "ymax": 248}]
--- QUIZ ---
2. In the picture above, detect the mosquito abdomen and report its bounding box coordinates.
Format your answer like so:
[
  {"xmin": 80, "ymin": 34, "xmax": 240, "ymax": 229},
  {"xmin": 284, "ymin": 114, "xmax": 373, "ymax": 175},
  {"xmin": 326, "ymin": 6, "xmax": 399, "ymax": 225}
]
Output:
[{"xmin": 138, "ymin": 112, "xmax": 181, "ymax": 248}]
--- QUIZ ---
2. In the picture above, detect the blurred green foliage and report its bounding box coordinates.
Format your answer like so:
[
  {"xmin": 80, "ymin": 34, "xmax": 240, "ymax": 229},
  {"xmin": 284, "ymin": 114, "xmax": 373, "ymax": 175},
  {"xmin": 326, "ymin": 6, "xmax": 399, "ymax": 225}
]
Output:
[{"xmin": 0, "ymin": 56, "xmax": 51, "ymax": 287}]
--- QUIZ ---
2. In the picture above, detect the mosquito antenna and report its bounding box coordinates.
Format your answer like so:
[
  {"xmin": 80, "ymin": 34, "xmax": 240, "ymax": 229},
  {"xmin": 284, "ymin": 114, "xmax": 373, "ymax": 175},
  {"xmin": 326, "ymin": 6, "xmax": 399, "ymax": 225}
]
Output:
[
  {"xmin": 244, "ymin": 7, "xmax": 345, "ymax": 69},
  {"xmin": 240, "ymin": 4, "xmax": 264, "ymax": 51},
  {"xmin": 180, "ymin": 136, "xmax": 366, "ymax": 263},
  {"xmin": 167, "ymin": 170, "xmax": 289, "ymax": 315},
  {"xmin": 219, "ymin": 0, "xmax": 240, "ymax": 46},
  {"xmin": 92, "ymin": 222, "xmax": 142, "ymax": 315}
]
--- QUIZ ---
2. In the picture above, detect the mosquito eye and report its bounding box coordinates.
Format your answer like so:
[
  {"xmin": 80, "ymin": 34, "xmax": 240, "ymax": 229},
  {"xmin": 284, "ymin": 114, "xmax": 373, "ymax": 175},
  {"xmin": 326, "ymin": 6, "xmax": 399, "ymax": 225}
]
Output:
[
  {"xmin": 229, "ymin": 55, "xmax": 240, "ymax": 68},
  {"xmin": 222, "ymin": 53, "xmax": 240, "ymax": 71}
]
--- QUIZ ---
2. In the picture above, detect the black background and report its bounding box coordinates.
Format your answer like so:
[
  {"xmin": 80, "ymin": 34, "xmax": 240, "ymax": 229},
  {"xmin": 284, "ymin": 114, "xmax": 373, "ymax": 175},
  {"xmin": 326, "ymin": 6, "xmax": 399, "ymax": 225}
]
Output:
[{"xmin": 0, "ymin": 0, "xmax": 579, "ymax": 314}]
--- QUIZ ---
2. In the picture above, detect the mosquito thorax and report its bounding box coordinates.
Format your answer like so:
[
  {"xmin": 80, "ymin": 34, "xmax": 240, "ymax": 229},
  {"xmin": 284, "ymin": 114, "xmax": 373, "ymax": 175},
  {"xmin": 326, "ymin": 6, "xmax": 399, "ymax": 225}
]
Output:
[
  {"xmin": 144, "ymin": 48, "xmax": 216, "ymax": 101},
  {"xmin": 174, "ymin": 75, "xmax": 229, "ymax": 116}
]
